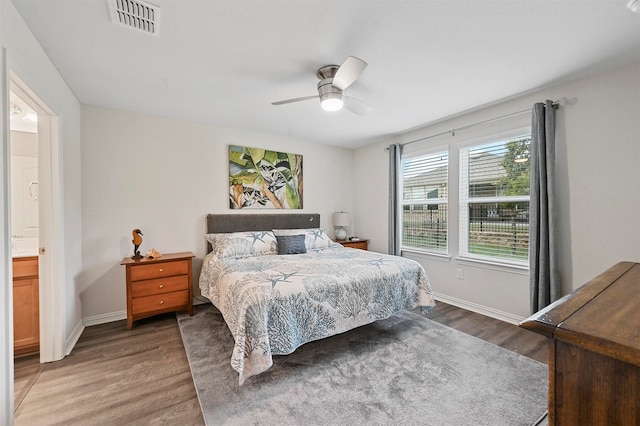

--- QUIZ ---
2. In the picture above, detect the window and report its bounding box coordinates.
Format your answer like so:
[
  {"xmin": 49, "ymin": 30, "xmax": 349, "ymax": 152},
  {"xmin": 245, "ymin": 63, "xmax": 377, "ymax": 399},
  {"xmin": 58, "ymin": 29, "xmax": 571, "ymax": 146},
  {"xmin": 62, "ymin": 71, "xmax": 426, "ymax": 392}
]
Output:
[
  {"xmin": 401, "ymin": 150, "xmax": 448, "ymax": 253},
  {"xmin": 460, "ymin": 135, "xmax": 531, "ymax": 264}
]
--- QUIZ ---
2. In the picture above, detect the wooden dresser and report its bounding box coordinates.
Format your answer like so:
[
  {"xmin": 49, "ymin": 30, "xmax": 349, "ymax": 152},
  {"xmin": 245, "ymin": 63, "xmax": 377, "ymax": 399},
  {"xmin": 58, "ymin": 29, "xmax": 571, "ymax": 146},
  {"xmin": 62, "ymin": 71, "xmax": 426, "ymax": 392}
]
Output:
[
  {"xmin": 121, "ymin": 251, "xmax": 194, "ymax": 330},
  {"xmin": 335, "ymin": 238, "xmax": 369, "ymax": 250},
  {"xmin": 13, "ymin": 256, "xmax": 39, "ymax": 356},
  {"xmin": 520, "ymin": 261, "xmax": 640, "ymax": 425}
]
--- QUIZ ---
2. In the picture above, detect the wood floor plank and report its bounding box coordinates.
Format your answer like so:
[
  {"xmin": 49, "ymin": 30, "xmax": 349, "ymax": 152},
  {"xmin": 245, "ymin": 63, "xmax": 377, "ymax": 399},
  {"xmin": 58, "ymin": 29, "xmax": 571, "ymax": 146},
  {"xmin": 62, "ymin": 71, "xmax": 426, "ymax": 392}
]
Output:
[
  {"xmin": 13, "ymin": 353, "xmax": 43, "ymax": 412},
  {"xmin": 14, "ymin": 302, "xmax": 547, "ymax": 425},
  {"xmin": 423, "ymin": 303, "xmax": 548, "ymax": 363},
  {"xmin": 14, "ymin": 313, "xmax": 204, "ymax": 425}
]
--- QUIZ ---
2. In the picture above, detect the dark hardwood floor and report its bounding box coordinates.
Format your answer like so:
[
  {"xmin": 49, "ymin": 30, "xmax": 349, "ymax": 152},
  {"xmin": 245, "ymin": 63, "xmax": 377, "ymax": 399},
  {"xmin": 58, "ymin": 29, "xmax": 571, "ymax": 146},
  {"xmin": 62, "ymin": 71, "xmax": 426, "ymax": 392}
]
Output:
[
  {"xmin": 13, "ymin": 301, "xmax": 547, "ymax": 425},
  {"xmin": 422, "ymin": 302, "xmax": 548, "ymax": 364}
]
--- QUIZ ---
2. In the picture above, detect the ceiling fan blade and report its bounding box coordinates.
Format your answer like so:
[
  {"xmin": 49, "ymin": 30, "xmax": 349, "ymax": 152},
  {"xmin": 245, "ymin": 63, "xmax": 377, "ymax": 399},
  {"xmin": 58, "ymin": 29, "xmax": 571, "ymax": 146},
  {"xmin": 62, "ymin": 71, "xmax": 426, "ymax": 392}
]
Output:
[
  {"xmin": 332, "ymin": 56, "xmax": 367, "ymax": 90},
  {"xmin": 272, "ymin": 95, "xmax": 318, "ymax": 105},
  {"xmin": 344, "ymin": 96, "xmax": 373, "ymax": 115}
]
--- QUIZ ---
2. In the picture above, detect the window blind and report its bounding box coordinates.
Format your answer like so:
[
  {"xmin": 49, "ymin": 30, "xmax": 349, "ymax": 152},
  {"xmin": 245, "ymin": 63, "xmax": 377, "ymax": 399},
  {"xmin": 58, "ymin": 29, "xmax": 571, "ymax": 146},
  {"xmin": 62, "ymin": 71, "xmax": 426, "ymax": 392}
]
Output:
[
  {"xmin": 460, "ymin": 135, "xmax": 531, "ymax": 263},
  {"xmin": 401, "ymin": 150, "xmax": 448, "ymax": 252}
]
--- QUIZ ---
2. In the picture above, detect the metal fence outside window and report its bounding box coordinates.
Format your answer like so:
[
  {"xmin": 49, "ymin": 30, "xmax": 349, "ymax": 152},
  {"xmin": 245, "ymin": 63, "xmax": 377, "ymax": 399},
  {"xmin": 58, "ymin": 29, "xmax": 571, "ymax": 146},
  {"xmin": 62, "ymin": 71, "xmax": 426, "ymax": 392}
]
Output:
[
  {"xmin": 402, "ymin": 205, "xmax": 448, "ymax": 251},
  {"xmin": 402, "ymin": 203, "xmax": 529, "ymax": 260},
  {"xmin": 468, "ymin": 202, "xmax": 529, "ymax": 260}
]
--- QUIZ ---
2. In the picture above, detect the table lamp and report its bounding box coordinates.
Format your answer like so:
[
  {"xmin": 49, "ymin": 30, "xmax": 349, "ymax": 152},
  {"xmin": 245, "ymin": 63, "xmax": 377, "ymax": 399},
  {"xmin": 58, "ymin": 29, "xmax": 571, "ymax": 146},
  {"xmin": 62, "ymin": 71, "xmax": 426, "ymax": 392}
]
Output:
[{"xmin": 333, "ymin": 211, "xmax": 350, "ymax": 240}]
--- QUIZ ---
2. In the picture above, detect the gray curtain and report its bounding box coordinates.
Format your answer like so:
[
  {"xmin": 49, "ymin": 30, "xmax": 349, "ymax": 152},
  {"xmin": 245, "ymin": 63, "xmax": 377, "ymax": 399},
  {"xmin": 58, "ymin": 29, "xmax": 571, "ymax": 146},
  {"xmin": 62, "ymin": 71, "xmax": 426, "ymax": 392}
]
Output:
[
  {"xmin": 529, "ymin": 100, "xmax": 560, "ymax": 313},
  {"xmin": 388, "ymin": 144, "xmax": 402, "ymax": 255}
]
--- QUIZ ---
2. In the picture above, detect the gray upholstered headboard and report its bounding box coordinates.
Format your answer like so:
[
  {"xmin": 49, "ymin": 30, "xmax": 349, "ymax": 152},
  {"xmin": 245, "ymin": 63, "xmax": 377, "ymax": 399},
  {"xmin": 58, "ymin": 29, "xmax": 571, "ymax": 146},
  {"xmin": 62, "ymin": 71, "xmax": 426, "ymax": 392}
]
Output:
[{"xmin": 206, "ymin": 213, "xmax": 320, "ymax": 252}]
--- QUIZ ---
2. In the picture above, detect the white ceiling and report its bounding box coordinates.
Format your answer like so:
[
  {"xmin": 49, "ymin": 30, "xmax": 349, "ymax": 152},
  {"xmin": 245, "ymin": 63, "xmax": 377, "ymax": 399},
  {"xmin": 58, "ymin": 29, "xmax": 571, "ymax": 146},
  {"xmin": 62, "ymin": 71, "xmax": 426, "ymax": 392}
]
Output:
[
  {"xmin": 10, "ymin": 0, "xmax": 640, "ymax": 149},
  {"xmin": 9, "ymin": 91, "xmax": 37, "ymax": 133}
]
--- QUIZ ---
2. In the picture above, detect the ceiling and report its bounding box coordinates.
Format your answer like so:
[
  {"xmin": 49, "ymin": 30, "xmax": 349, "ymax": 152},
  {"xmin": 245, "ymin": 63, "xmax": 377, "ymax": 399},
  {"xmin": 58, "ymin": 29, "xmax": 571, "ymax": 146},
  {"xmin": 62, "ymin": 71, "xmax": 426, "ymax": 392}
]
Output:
[
  {"xmin": 9, "ymin": 91, "xmax": 37, "ymax": 133},
  {"xmin": 10, "ymin": 0, "xmax": 640, "ymax": 149}
]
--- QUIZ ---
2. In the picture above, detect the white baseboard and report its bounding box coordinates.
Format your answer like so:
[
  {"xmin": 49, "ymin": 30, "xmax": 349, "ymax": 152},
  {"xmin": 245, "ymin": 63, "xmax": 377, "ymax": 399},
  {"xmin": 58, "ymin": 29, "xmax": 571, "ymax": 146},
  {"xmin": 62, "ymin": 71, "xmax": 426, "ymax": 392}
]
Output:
[
  {"xmin": 64, "ymin": 311, "xmax": 126, "ymax": 357},
  {"xmin": 82, "ymin": 310, "xmax": 127, "ymax": 327},
  {"xmin": 433, "ymin": 292, "xmax": 525, "ymax": 325},
  {"xmin": 81, "ymin": 300, "xmax": 209, "ymax": 326},
  {"xmin": 65, "ymin": 320, "xmax": 84, "ymax": 356}
]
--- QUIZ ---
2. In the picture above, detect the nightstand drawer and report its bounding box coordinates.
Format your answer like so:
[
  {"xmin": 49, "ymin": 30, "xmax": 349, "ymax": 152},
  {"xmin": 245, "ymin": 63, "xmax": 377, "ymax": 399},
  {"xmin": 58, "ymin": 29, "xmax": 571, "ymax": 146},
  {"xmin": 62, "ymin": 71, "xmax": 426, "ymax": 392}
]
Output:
[
  {"xmin": 130, "ymin": 275, "xmax": 189, "ymax": 298},
  {"xmin": 335, "ymin": 239, "xmax": 369, "ymax": 250},
  {"xmin": 130, "ymin": 260, "xmax": 189, "ymax": 281},
  {"xmin": 132, "ymin": 290, "xmax": 189, "ymax": 315},
  {"xmin": 343, "ymin": 240, "xmax": 368, "ymax": 250}
]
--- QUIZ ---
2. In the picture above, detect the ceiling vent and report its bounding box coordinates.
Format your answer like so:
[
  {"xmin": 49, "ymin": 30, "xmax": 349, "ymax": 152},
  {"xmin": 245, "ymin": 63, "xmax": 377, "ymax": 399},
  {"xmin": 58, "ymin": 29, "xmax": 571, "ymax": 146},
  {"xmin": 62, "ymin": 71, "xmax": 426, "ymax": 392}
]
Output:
[{"xmin": 109, "ymin": 0, "xmax": 160, "ymax": 36}]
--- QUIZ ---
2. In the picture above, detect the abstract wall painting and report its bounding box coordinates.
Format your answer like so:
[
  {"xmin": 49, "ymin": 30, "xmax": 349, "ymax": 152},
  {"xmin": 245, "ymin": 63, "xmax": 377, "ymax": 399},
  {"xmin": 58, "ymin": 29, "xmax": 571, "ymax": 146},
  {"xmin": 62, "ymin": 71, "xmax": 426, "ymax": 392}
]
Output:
[{"xmin": 229, "ymin": 145, "xmax": 303, "ymax": 209}]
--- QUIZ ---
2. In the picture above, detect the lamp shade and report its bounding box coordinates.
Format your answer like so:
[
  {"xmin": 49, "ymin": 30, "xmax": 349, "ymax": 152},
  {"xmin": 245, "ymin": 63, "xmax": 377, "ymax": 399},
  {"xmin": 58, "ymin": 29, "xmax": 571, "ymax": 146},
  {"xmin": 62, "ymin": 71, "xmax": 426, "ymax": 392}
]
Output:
[{"xmin": 333, "ymin": 212, "xmax": 351, "ymax": 227}]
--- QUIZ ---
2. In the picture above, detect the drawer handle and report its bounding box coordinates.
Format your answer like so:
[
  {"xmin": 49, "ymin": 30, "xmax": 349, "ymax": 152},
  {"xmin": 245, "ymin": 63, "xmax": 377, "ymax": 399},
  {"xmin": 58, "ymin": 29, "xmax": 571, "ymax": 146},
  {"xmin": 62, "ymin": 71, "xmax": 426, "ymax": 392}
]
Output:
[
  {"xmin": 159, "ymin": 300, "xmax": 164, "ymax": 305},
  {"xmin": 159, "ymin": 284, "xmax": 164, "ymax": 289},
  {"xmin": 159, "ymin": 268, "xmax": 164, "ymax": 272}
]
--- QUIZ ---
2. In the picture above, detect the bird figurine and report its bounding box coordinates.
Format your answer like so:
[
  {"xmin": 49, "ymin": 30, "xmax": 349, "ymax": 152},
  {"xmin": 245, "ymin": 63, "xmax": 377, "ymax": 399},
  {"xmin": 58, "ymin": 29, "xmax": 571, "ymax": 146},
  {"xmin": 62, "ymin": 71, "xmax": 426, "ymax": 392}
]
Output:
[{"xmin": 131, "ymin": 229, "xmax": 143, "ymax": 259}]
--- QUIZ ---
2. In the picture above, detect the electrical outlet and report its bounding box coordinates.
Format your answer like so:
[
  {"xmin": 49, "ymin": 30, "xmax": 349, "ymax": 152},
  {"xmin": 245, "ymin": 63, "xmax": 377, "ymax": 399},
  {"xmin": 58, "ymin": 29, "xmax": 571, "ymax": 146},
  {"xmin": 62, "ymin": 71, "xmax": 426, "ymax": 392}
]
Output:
[{"xmin": 456, "ymin": 268, "xmax": 464, "ymax": 279}]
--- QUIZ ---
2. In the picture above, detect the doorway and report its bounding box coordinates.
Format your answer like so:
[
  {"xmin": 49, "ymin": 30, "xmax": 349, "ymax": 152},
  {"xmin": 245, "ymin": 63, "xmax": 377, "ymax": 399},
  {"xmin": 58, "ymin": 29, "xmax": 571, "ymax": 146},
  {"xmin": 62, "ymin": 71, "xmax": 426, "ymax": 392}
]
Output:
[
  {"xmin": 9, "ymin": 90, "xmax": 40, "ymax": 357},
  {"xmin": 9, "ymin": 72, "xmax": 64, "ymax": 365}
]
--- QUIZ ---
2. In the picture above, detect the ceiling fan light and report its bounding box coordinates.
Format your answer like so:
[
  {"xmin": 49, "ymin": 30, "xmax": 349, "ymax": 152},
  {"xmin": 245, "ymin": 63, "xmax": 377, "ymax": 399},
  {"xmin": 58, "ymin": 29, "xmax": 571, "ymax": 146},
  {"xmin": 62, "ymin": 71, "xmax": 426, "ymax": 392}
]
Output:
[
  {"xmin": 318, "ymin": 78, "xmax": 344, "ymax": 111},
  {"xmin": 321, "ymin": 96, "xmax": 344, "ymax": 112}
]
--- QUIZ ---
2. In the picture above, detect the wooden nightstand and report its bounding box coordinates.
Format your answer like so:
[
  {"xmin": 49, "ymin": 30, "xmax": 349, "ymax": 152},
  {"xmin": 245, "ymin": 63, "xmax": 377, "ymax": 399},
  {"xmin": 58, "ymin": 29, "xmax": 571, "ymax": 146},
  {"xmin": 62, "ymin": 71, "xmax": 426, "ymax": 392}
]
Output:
[
  {"xmin": 335, "ymin": 239, "xmax": 369, "ymax": 250},
  {"xmin": 121, "ymin": 251, "xmax": 195, "ymax": 330}
]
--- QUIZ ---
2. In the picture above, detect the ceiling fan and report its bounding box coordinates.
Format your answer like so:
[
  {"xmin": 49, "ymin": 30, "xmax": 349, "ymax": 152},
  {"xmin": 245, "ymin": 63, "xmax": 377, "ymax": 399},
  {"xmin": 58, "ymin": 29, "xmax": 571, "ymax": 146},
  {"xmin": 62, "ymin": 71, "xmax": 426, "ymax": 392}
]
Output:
[{"xmin": 272, "ymin": 56, "xmax": 372, "ymax": 115}]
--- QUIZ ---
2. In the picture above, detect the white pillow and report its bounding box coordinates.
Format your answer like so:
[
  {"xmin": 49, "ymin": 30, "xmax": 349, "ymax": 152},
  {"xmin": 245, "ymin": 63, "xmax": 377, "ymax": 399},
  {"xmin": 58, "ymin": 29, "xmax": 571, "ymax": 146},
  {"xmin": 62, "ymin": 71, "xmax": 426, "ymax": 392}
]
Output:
[
  {"xmin": 205, "ymin": 231, "xmax": 277, "ymax": 260},
  {"xmin": 272, "ymin": 228, "xmax": 340, "ymax": 251}
]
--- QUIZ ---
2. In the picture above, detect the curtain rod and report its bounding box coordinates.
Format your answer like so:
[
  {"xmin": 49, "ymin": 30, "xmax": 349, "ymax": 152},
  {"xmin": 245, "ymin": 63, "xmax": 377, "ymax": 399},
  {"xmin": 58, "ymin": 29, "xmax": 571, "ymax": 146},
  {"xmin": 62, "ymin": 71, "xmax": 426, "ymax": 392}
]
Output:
[{"xmin": 386, "ymin": 99, "xmax": 562, "ymax": 150}]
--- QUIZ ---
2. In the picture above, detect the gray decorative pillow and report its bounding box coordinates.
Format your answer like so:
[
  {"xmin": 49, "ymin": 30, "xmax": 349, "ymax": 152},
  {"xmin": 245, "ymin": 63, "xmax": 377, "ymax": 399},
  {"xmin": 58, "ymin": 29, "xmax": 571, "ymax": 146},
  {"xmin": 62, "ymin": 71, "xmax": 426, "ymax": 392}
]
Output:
[
  {"xmin": 276, "ymin": 234, "xmax": 307, "ymax": 255},
  {"xmin": 272, "ymin": 228, "xmax": 341, "ymax": 251}
]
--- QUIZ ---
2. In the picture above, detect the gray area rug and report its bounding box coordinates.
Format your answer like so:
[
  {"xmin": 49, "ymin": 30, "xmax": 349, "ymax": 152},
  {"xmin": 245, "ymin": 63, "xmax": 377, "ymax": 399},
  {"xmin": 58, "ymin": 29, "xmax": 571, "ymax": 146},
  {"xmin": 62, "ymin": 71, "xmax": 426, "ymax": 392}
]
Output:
[{"xmin": 177, "ymin": 304, "xmax": 547, "ymax": 426}]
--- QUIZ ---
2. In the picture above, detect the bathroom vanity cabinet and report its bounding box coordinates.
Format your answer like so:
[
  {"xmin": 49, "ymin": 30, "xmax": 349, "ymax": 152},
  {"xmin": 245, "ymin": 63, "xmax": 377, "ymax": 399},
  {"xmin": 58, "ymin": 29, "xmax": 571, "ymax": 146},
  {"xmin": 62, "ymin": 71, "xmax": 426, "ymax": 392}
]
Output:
[{"xmin": 13, "ymin": 256, "xmax": 39, "ymax": 356}]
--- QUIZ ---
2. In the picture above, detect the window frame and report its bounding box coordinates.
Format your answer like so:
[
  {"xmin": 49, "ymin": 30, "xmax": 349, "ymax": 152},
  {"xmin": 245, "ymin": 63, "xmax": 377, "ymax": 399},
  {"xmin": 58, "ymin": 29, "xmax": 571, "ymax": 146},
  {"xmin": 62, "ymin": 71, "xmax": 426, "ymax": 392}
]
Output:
[
  {"xmin": 458, "ymin": 126, "xmax": 532, "ymax": 267},
  {"xmin": 400, "ymin": 145, "xmax": 449, "ymax": 255}
]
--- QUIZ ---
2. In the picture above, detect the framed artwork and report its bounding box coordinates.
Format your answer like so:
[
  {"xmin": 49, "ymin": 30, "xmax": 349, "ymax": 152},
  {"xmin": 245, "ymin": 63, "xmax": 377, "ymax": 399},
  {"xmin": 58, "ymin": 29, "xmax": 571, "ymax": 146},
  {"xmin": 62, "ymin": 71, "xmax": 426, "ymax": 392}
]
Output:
[{"xmin": 229, "ymin": 145, "xmax": 303, "ymax": 209}]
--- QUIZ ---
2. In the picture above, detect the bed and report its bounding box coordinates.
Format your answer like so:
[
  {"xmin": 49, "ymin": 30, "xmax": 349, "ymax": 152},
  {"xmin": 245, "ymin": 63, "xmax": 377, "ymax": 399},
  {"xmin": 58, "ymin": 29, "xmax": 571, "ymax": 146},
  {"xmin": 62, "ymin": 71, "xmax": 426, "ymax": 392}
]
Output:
[{"xmin": 198, "ymin": 213, "xmax": 435, "ymax": 384}]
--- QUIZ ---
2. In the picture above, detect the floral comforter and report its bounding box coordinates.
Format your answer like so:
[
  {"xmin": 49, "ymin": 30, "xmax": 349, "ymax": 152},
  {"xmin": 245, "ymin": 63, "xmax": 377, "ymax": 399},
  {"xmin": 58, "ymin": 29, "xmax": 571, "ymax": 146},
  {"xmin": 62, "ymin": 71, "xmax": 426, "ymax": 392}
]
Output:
[{"xmin": 199, "ymin": 246, "xmax": 435, "ymax": 384}]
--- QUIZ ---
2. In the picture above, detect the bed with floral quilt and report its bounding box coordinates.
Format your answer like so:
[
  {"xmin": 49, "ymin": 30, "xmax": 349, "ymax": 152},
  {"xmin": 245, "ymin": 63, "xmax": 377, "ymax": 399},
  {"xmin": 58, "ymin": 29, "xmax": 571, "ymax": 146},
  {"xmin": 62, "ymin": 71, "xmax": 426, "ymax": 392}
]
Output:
[{"xmin": 198, "ymin": 213, "xmax": 435, "ymax": 384}]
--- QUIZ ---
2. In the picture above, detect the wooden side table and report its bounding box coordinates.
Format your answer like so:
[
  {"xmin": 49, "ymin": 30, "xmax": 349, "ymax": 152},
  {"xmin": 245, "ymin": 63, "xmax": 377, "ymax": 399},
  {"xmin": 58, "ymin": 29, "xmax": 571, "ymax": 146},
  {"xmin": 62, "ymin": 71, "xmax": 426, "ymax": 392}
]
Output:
[
  {"xmin": 335, "ymin": 238, "xmax": 369, "ymax": 250},
  {"xmin": 121, "ymin": 251, "xmax": 195, "ymax": 330}
]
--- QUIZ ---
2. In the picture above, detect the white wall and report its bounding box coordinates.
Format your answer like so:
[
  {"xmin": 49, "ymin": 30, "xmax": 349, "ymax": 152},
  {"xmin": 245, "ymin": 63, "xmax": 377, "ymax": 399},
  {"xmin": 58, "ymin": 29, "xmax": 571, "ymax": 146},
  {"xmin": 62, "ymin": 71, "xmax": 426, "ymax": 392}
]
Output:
[
  {"xmin": 1, "ymin": 1, "xmax": 83, "ymax": 423},
  {"xmin": 2, "ymin": 0, "xmax": 83, "ymax": 348},
  {"xmin": 10, "ymin": 130, "xmax": 37, "ymax": 157},
  {"xmin": 80, "ymin": 105, "xmax": 353, "ymax": 321},
  {"xmin": 353, "ymin": 61, "xmax": 640, "ymax": 321},
  {"xmin": 10, "ymin": 131, "xmax": 38, "ymax": 252}
]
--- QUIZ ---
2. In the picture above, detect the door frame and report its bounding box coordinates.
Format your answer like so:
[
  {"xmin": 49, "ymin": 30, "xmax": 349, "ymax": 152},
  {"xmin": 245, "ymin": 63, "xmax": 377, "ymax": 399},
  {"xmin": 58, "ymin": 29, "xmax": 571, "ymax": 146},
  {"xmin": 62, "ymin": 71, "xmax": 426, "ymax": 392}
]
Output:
[
  {"xmin": 1, "ymin": 45, "xmax": 14, "ymax": 426},
  {"xmin": 9, "ymin": 71, "xmax": 65, "ymax": 363}
]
